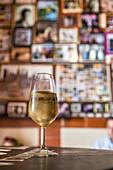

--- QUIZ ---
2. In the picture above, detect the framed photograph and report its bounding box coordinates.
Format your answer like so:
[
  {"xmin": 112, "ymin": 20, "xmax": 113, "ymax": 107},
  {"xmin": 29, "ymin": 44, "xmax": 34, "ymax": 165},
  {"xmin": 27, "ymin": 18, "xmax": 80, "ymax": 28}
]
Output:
[
  {"xmin": 100, "ymin": 0, "xmax": 113, "ymax": 12},
  {"xmin": 35, "ymin": 22, "xmax": 58, "ymax": 43},
  {"xmin": 82, "ymin": 103, "xmax": 94, "ymax": 113},
  {"xmin": 7, "ymin": 102, "xmax": 27, "ymax": 118},
  {"xmin": 0, "ymin": 64, "xmax": 53, "ymax": 101},
  {"xmin": 58, "ymin": 103, "xmax": 70, "ymax": 118},
  {"xmin": 0, "ymin": 28, "xmax": 11, "ymax": 51},
  {"xmin": 37, "ymin": 1, "xmax": 59, "ymax": 20},
  {"xmin": 0, "ymin": 5, "xmax": 12, "ymax": 27},
  {"xmin": 61, "ymin": 0, "xmax": 83, "ymax": 13},
  {"xmin": 84, "ymin": 0, "xmax": 100, "ymax": 13},
  {"xmin": 106, "ymin": 13, "xmax": 113, "ymax": 31},
  {"xmin": 79, "ymin": 44, "xmax": 104, "ymax": 61},
  {"xmin": 13, "ymin": 28, "xmax": 32, "ymax": 47},
  {"xmin": 59, "ymin": 28, "xmax": 78, "ymax": 43},
  {"xmin": 14, "ymin": 5, "xmax": 35, "ymax": 27},
  {"xmin": 0, "ymin": 0, "xmax": 13, "ymax": 4},
  {"xmin": 60, "ymin": 15, "xmax": 78, "ymax": 27},
  {"xmin": 56, "ymin": 64, "xmax": 111, "ymax": 102},
  {"xmin": 31, "ymin": 44, "xmax": 54, "ymax": 62},
  {"xmin": 71, "ymin": 103, "xmax": 81, "ymax": 113},
  {"xmin": 90, "ymin": 33, "xmax": 104, "ymax": 44},
  {"xmin": 80, "ymin": 28, "xmax": 92, "ymax": 43},
  {"xmin": 0, "ymin": 52, "xmax": 10, "ymax": 63},
  {"xmin": 105, "ymin": 32, "xmax": 113, "ymax": 54},
  {"xmin": 81, "ymin": 13, "xmax": 99, "ymax": 28},
  {"xmin": 11, "ymin": 48, "xmax": 30, "ymax": 62},
  {"xmin": 0, "ymin": 103, "xmax": 7, "ymax": 117},
  {"xmin": 95, "ymin": 103, "xmax": 105, "ymax": 113},
  {"xmin": 54, "ymin": 43, "xmax": 78, "ymax": 62},
  {"xmin": 15, "ymin": 0, "xmax": 36, "ymax": 3}
]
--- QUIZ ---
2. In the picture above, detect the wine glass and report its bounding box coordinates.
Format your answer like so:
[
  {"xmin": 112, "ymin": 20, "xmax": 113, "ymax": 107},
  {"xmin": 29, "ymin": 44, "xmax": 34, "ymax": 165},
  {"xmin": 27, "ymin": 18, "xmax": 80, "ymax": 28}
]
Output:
[{"xmin": 29, "ymin": 73, "xmax": 58, "ymax": 157}]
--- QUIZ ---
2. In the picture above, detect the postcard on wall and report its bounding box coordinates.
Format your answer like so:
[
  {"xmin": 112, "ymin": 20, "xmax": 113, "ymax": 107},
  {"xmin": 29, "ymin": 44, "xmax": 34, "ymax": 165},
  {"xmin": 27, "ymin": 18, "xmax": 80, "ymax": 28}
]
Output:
[
  {"xmin": 60, "ymin": 15, "xmax": 78, "ymax": 27},
  {"xmin": 82, "ymin": 103, "xmax": 94, "ymax": 113},
  {"xmin": 37, "ymin": 0, "xmax": 59, "ymax": 20},
  {"xmin": 14, "ymin": 5, "xmax": 35, "ymax": 27},
  {"xmin": 61, "ymin": 0, "xmax": 83, "ymax": 13},
  {"xmin": 35, "ymin": 22, "xmax": 58, "ymax": 43},
  {"xmin": 13, "ymin": 28, "xmax": 32, "ymax": 47},
  {"xmin": 71, "ymin": 103, "xmax": 81, "ymax": 113},
  {"xmin": 0, "ymin": 52, "xmax": 10, "ymax": 63},
  {"xmin": 7, "ymin": 102, "xmax": 27, "ymax": 118},
  {"xmin": 54, "ymin": 43, "xmax": 78, "ymax": 62},
  {"xmin": 11, "ymin": 48, "xmax": 30, "ymax": 62},
  {"xmin": 0, "ymin": 5, "xmax": 12, "ymax": 27},
  {"xmin": 58, "ymin": 103, "xmax": 70, "ymax": 118},
  {"xmin": 83, "ymin": 0, "xmax": 100, "ymax": 13},
  {"xmin": 105, "ymin": 32, "xmax": 113, "ymax": 54},
  {"xmin": 31, "ymin": 44, "xmax": 54, "ymax": 62},
  {"xmin": 59, "ymin": 28, "xmax": 78, "ymax": 43},
  {"xmin": 106, "ymin": 13, "xmax": 113, "ymax": 31},
  {"xmin": 0, "ymin": 28, "xmax": 11, "ymax": 51},
  {"xmin": 100, "ymin": 0, "xmax": 113, "ymax": 12},
  {"xmin": 0, "ymin": 64, "xmax": 53, "ymax": 101}
]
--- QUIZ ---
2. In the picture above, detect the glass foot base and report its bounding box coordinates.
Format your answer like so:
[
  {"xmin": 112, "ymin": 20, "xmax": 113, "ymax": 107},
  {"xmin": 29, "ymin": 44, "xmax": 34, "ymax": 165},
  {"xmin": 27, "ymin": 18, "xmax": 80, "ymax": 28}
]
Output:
[{"xmin": 34, "ymin": 149, "xmax": 58, "ymax": 157}]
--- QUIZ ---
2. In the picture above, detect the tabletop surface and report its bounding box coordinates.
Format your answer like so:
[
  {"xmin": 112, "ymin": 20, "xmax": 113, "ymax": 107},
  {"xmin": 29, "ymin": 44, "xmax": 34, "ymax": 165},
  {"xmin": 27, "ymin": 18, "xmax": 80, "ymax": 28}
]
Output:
[{"xmin": 0, "ymin": 147, "xmax": 113, "ymax": 170}]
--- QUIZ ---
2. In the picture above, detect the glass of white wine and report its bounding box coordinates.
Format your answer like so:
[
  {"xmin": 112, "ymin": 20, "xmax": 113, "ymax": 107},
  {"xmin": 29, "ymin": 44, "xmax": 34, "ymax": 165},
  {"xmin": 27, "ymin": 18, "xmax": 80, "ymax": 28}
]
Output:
[{"xmin": 29, "ymin": 73, "xmax": 58, "ymax": 157}]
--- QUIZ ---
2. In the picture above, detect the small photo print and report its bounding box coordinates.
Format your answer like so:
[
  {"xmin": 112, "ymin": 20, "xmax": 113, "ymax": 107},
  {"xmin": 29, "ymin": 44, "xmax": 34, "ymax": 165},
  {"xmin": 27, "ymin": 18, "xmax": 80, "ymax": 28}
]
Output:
[
  {"xmin": 15, "ymin": 0, "xmax": 36, "ymax": 3},
  {"xmin": 11, "ymin": 48, "xmax": 30, "ymax": 61},
  {"xmin": 37, "ymin": 1, "xmax": 59, "ymax": 20},
  {"xmin": 31, "ymin": 44, "xmax": 54, "ymax": 62},
  {"xmin": 100, "ymin": 0, "xmax": 113, "ymax": 12},
  {"xmin": 58, "ymin": 103, "xmax": 70, "ymax": 118},
  {"xmin": 95, "ymin": 103, "xmax": 105, "ymax": 113},
  {"xmin": 13, "ymin": 28, "xmax": 32, "ymax": 47},
  {"xmin": 105, "ymin": 32, "xmax": 113, "ymax": 54},
  {"xmin": 0, "ymin": 5, "xmax": 12, "ymax": 27},
  {"xmin": 0, "ymin": 28, "xmax": 11, "ymax": 51},
  {"xmin": 79, "ymin": 44, "xmax": 104, "ymax": 61},
  {"xmin": 61, "ymin": 0, "xmax": 83, "ymax": 13},
  {"xmin": 61, "ymin": 15, "xmax": 78, "ymax": 27},
  {"xmin": 82, "ymin": 103, "xmax": 94, "ymax": 113},
  {"xmin": 81, "ymin": 13, "xmax": 99, "ymax": 28},
  {"xmin": 84, "ymin": 0, "xmax": 100, "ymax": 13},
  {"xmin": 14, "ymin": 5, "xmax": 35, "ymax": 27},
  {"xmin": 0, "ymin": 0, "xmax": 13, "ymax": 4},
  {"xmin": 59, "ymin": 28, "xmax": 78, "ymax": 43},
  {"xmin": 71, "ymin": 103, "xmax": 81, "ymax": 113},
  {"xmin": 7, "ymin": 102, "xmax": 27, "ymax": 118},
  {"xmin": 0, "ymin": 52, "xmax": 10, "ymax": 63},
  {"xmin": 54, "ymin": 43, "xmax": 78, "ymax": 62},
  {"xmin": 35, "ymin": 22, "xmax": 57, "ymax": 43},
  {"xmin": 0, "ymin": 103, "xmax": 6, "ymax": 116},
  {"xmin": 106, "ymin": 14, "xmax": 113, "ymax": 31}
]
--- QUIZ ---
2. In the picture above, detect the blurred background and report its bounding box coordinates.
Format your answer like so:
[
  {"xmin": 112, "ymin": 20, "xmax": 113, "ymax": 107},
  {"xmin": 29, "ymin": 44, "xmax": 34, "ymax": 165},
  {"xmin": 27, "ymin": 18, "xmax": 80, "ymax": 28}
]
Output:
[{"xmin": 0, "ymin": 0, "xmax": 113, "ymax": 148}]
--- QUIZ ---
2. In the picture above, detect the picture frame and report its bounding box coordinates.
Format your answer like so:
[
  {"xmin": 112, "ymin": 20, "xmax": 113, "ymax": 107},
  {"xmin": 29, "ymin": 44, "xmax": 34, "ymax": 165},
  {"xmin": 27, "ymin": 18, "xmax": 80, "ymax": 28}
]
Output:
[
  {"xmin": 37, "ymin": 0, "xmax": 59, "ymax": 21},
  {"xmin": 7, "ymin": 102, "xmax": 28, "ymax": 118},
  {"xmin": 59, "ymin": 28, "xmax": 78, "ymax": 43},
  {"xmin": 58, "ymin": 103, "xmax": 70, "ymax": 118},
  {"xmin": 0, "ymin": 0, "xmax": 13, "ymax": 4},
  {"xmin": 0, "ymin": 64, "xmax": 53, "ymax": 101},
  {"xmin": 35, "ymin": 21, "xmax": 58, "ymax": 43},
  {"xmin": 11, "ymin": 48, "xmax": 30, "ymax": 62},
  {"xmin": 106, "ymin": 13, "xmax": 113, "ymax": 31},
  {"xmin": 31, "ymin": 44, "xmax": 54, "ymax": 62},
  {"xmin": 61, "ymin": 0, "xmax": 83, "ymax": 13},
  {"xmin": 0, "ymin": 103, "xmax": 7, "ymax": 117},
  {"xmin": 82, "ymin": 103, "xmax": 94, "ymax": 113},
  {"xmin": 0, "ymin": 52, "xmax": 10, "ymax": 63},
  {"xmin": 105, "ymin": 32, "xmax": 113, "ymax": 54},
  {"xmin": 15, "ymin": 0, "xmax": 36, "ymax": 3},
  {"xmin": 54, "ymin": 43, "xmax": 78, "ymax": 62},
  {"xmin": 60, "ymin": 14, "xmax": 78, "ymax": 27},
  {"xmin": 83, "ymin": 0, "xmax": 100, "ymax": 13},
  {"xmin": 95, "ymin": 103, "xmax": 105, "ymax": 113},
  {"xmin": 0, "ymin": 28, "xmax": 11, "ymax": 51},
  {"xmin": 14, "ymin": 5, "xmax": 35, "ymax": 27},
  {"xmin": 71, "ymin": 103, "xmax": 81, "ymax": 113},
  {"xmin": 100, "ymin": 0, "xmax": 113, "ymax": 12},
  {"xmin": 0, "ymin": 5, "xmax": 12, "ymax": 27},
  {"xmin": 79, "ymin": 44, "xmax": 105, "ymax": 61},
  {"xmin": 13, "ymin": 28, "xmax": 32, "ymax": 47}
]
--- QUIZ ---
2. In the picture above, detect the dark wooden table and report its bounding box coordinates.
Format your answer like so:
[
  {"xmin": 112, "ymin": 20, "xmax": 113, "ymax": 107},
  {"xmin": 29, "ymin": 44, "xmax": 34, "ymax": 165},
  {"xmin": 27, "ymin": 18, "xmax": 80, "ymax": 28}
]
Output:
[{"xmin": 1, "ymin": 147, "xmax": 113, "ymax": 170}]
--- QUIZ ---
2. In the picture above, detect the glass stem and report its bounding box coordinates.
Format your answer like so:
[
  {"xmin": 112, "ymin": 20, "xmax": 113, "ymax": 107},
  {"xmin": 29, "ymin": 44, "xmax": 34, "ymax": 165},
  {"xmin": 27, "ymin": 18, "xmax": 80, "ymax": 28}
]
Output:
[{"xmin": 41, "ymin": 127, "xmax": 47, "ymax": 150}]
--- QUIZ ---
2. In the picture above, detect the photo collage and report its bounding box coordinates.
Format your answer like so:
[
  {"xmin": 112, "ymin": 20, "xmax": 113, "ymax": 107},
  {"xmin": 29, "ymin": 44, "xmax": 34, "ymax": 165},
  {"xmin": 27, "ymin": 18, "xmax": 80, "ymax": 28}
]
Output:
[{"xmin": 0, "ymin": 0, "xmax": 113, "ymax": 118}]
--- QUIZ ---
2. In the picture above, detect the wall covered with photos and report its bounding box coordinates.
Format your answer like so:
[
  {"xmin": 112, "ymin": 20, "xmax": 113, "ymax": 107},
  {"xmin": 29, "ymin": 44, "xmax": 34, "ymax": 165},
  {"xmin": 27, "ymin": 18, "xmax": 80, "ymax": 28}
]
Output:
[{"xmin": 0, "ymin": 0, "xmax": 113, "ymax": 119}]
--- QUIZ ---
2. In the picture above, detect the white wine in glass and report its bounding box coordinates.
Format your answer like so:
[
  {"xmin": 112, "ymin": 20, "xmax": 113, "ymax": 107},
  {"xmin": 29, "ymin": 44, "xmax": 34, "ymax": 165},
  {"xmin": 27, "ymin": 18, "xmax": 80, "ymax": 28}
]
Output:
[{"xmin": 29, "ymin": 73, "xmax": 58, "ymax": 157}]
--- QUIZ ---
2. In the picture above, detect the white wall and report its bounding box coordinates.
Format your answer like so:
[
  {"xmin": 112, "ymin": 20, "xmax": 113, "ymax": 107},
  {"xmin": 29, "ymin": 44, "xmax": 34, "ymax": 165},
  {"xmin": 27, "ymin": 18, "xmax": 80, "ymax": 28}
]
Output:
[
  {"xmin": 0, "ymin": 128, "xmax": 39, "ymax": 146},
  {"xmin": 61, "ymin": 128, "xmax": 107, "ymax": 148}
]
